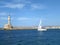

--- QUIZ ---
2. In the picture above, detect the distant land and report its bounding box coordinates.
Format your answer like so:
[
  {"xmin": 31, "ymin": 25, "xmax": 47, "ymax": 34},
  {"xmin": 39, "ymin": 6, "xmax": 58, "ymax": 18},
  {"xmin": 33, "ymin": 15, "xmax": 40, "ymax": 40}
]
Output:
[{"xmin": 0, "ymin": 26, "xmax": 60, "ymax": 30}]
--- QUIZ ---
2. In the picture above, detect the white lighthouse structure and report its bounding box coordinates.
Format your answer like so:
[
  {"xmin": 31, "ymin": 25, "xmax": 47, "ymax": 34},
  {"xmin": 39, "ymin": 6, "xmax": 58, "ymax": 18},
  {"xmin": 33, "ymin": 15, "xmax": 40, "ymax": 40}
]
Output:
[
  {"xmin": 8, "ymin": 15, "xmax": 11, "ymax": 25},
  {"xmin": 4, "ymin": 15, "xmax": 13, "ymax": 30}
]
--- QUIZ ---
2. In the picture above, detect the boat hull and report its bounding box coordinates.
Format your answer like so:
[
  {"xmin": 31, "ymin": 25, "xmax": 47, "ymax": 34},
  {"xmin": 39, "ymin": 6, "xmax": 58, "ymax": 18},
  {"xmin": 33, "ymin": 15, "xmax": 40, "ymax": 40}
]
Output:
[{"xmin": 38, "ymin": 29, "xmax": 47, "ymax": 31}]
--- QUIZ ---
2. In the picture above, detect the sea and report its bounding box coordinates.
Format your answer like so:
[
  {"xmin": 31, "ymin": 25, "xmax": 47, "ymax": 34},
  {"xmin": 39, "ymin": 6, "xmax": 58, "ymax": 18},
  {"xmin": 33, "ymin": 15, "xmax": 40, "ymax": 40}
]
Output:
[{"xmin": 0, "ymin": 29, "xmax": 60, "ymax": 45}]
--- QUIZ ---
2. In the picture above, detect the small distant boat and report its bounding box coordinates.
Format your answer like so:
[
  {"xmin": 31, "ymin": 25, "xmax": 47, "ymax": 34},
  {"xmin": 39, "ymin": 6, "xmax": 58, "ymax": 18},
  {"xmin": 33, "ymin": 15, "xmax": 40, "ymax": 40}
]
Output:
[{"xmin": 38, "ymin": 19, "xmax": 47, "ymax": 31}]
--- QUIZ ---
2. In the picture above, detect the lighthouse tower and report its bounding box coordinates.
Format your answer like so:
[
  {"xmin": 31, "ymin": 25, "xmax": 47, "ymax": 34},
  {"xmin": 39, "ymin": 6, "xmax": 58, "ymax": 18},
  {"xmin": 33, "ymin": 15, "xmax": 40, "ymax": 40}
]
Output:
[
  {"xmin": 4, "ymin": 15, "xmax": 13, "ymax": 30},
  {"xmin": 8, "ymin": 15, "xmax": 11, "ymax": 25}
]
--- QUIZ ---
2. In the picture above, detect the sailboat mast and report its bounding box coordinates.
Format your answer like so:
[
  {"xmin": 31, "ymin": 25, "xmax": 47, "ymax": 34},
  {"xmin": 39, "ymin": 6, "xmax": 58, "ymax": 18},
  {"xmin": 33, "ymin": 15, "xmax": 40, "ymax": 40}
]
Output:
[
  {"xmin": 40, "ymin": 19, "xmax": 42, "ymax": 29},
  {"xmin": 38, "ymin": 19, "xmax": 42, "ymax": 29},
  {"xmin": 40, "ymin": 19, "xmax": 42, "ymax": 26}
]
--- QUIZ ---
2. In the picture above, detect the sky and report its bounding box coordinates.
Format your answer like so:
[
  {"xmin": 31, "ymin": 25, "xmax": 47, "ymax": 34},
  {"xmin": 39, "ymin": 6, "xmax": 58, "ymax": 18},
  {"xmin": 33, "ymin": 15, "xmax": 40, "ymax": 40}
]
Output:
[{"xmin": 0, "ymin": 0, "xmax": 60, "ymax": 27}]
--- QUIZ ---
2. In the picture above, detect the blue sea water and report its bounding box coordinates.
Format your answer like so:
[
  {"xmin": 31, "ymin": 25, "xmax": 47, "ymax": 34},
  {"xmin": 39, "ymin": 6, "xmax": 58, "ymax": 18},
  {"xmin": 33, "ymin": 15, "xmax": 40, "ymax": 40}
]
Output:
[{"xmin": 0, "ymin": 29, "xmax": 60, "ymax": 45}]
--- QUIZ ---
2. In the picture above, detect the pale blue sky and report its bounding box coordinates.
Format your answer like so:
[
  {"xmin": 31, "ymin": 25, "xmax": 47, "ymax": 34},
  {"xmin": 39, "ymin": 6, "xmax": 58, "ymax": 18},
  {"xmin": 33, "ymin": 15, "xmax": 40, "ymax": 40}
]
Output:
[{"xmin": 0, "ymin": 0, "xmax": 60, "ymax": 27}]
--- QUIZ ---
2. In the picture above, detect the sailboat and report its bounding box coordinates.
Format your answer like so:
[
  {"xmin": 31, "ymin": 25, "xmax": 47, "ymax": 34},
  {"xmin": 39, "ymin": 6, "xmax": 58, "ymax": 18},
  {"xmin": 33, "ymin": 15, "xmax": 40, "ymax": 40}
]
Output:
[{"xmin": 38, "ymin": 19, "xmax": 47, "ymax": 31}]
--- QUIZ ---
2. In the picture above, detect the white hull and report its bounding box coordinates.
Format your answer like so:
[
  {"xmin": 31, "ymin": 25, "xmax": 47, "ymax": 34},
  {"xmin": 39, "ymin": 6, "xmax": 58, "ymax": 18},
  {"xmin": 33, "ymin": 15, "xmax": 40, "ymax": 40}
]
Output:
[{"xmin": 38, "ymin": 28, "xmax": 47, "ymax": 31}]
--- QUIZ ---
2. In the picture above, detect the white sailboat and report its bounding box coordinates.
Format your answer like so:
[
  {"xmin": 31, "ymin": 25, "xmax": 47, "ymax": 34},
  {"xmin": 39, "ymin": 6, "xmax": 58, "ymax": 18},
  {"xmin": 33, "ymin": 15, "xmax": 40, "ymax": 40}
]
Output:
[{"xmin": 38, "ymin": 19, "xmax": 47, "ymax": 31}]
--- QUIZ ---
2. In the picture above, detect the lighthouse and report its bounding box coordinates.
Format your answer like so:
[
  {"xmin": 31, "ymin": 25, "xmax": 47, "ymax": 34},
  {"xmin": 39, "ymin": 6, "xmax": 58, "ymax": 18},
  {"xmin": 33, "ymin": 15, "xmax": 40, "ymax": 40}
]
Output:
[
  {"xmin": 4, "ymin": 15, "xmax": 13, "ymax": 30},
  {"xmin": 8, "ymin": 15, "xmax": 11, "ymax": 25}
]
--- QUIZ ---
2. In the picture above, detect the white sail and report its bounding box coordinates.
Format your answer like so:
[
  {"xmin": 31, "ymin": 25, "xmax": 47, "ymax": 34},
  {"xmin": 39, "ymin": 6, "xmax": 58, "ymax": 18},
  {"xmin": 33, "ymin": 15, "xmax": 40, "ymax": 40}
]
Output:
[
  {"xmin": 38, "ymin": 19, "xmax": 47, "ymax": 31},
  {"xmin": 38, "ymin": 19, "xmax": 42, "ymax": 29}
]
